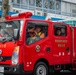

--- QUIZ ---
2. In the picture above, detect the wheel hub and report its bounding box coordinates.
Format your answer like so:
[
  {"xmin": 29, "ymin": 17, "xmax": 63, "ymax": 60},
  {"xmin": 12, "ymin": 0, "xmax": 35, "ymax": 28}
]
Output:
[
  {"xmin": 39, "ymin": 70, "xmax": 43, "ymax": 74},
  {"xmin": 36, "ymin": 65, "xmax": 46, "ymax": 75}
]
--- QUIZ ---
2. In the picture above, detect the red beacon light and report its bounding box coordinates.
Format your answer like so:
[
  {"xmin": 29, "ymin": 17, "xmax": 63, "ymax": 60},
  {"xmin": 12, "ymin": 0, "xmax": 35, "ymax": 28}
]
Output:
[
  {"xmin": 5, "ymin": 14, "xmax": 18, "ymax": 20},
  {"xmin": 18, "ymin": 12, "xmax": 32, "ymax": 18},
  {"xmin": 5, "ymin": 12, "xmax": 32, "ymax": 20},
  {"xmin": 5, "ymin": 15, "xmax": 12, "ymax": 20}
]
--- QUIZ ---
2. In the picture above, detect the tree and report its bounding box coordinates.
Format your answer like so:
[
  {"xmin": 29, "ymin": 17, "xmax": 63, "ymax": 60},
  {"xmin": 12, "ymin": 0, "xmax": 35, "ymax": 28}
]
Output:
[{"xmin": 1, "ymin": 0, "xmax": 9, "ymax": 21}]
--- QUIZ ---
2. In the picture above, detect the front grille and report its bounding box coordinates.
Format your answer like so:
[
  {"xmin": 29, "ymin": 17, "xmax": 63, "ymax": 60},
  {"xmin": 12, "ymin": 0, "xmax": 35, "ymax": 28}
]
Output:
[{"xmin": 0, "ymin": 56, "xmax": 11, "ymax": 62}]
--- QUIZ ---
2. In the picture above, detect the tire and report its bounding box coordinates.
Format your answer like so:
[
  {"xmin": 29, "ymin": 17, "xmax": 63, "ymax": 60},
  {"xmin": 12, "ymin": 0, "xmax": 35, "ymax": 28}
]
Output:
[
  {"xmin": 72, "ymin": 70, "xmax": 76, "ymax": 74},
  {"xmin": 33, "ymin": 62, "xmax": 48, "ymax": 75}
]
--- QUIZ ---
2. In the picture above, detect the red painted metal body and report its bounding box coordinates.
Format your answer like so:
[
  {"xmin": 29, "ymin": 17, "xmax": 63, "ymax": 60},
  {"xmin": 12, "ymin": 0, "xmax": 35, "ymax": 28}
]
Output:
[{"xmin": 0, "ymin": 12, "xmax": 76, "ymax": 74}]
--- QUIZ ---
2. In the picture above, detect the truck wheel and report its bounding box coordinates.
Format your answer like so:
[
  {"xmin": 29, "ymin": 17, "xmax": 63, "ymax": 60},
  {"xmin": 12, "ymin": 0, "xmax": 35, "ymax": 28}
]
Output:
[{"xmin": 33, "ymin": 62, "xmax": 48, "ymax": 75}]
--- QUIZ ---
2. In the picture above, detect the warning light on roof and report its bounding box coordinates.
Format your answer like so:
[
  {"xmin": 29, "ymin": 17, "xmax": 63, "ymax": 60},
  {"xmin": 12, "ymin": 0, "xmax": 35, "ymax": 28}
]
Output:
[
  {"xmin": 5, "ymin": 16, "xmax": 11, "ymax": 20},
  {"xmin": 5, "ymin": 12, "xmax": 32, "ymax": 20},
  {"xmin": 19, "ymin": 12, "xmax": 32, "ymax": 18}
]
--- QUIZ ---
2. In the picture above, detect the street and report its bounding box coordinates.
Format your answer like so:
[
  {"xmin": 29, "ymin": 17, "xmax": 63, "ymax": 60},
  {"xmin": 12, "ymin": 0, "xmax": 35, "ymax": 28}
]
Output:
[
  {"xmin": 51, "ymin": 72, "xmax": 75, "ymax": 75},
  {"xmin": 0, "ymin": 72, "xmax": 75, "ymax": 75},
  {"xmin": 13, "ymin": 72, "xmax": 76, "ymax": 75}
]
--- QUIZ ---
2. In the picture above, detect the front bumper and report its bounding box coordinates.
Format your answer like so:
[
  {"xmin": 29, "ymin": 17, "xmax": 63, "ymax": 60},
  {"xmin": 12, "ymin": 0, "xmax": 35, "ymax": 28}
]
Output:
[{"xmin": 0, "ymin": 64, "xmax": 32, "ymax": 75}]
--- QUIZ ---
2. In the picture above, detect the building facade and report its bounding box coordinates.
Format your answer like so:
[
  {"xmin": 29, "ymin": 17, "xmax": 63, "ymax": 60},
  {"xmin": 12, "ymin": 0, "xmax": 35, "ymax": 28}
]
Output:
[{"xmin": 0, "ymin": 0, "xmax": 76, "ymax": 21}]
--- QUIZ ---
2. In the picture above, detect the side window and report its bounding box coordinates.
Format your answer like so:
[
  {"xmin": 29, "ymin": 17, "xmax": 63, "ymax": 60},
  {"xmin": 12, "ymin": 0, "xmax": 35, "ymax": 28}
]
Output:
[
  {"xmin": 54, "ymin": 25, "xmax": 67, "ymax": 36},
  {"xmin": 26, "ymin": 22, "xmax": 48, "ymax": 45}
]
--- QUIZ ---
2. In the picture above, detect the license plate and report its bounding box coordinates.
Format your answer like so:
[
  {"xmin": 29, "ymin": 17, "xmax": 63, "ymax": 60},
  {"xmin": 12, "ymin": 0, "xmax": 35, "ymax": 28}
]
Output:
[{"xmin": 0, "ymin": 67, "xmax": 4, "ymax": 73}]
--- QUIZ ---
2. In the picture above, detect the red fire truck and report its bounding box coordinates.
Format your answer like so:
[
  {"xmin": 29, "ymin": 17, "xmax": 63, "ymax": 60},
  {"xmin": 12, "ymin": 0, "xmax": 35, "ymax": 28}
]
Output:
[{"xmin": 0, "ymin": 12, "xmax": 76, "ymax": 75}]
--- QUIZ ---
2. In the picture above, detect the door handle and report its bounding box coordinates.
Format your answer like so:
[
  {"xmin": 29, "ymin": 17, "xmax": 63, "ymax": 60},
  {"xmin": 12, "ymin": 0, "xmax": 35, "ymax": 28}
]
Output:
[
  {"xmin": 46, "ymin": 47, "xmax": 50, "ymax": 52},
  {"xmin": 66, "ymin": 47, "xmax": 69, "ymax": 52}
]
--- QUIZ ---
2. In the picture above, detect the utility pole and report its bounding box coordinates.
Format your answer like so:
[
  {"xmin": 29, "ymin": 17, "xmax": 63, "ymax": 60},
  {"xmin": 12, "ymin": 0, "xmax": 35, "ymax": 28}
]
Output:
[{"xmin": 1, "ymin": 0, "xmax": 9, "ymax": 21}]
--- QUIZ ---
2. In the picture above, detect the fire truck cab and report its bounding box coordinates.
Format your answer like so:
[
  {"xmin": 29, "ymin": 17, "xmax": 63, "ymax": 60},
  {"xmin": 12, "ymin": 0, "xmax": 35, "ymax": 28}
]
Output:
[{"xmin": 0, "ymin": 12, "xmax": 76, "ymax": 75}]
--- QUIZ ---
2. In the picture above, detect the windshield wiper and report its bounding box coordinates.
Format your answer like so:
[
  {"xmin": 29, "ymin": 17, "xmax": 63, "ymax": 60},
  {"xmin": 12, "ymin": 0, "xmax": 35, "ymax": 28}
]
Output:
[
  {"xmin": 0, "ymin": 25, "xmax": 15, "ymax": 43},
  {"xmin": 2, "ymin": 37, "xmax": 13, "ymax": 43},
  {"xmin": 0, "ymin": 26, "xmax": 12, "ymax": 37}
]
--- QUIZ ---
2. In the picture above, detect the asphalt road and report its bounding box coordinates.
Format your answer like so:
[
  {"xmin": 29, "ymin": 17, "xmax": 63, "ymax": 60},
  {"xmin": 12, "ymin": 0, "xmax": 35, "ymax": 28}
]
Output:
[
  {"xmin": 0, "ymin": 72, "xmax": 75, "ymax": 75},
  {"xmin": 51, "ymin": 72, "xmax": 75, "ymax": 75}
]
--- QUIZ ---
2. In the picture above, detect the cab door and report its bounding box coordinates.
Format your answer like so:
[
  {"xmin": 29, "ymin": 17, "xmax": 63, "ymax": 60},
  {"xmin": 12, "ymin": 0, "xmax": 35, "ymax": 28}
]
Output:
[
  {"xmin": 52, "ymin": 24, "xmax": 72, "ymax": 64},
  {"xmin": 23, "ymin": 21, "xmax": 50, "ymax": 70}
]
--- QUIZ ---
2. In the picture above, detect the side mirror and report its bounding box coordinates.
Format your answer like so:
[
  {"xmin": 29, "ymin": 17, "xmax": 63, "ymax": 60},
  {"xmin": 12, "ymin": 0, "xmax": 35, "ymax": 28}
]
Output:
[{"xmin": 13, "ymin": 29, "xmax": 19, "ymax": 40}]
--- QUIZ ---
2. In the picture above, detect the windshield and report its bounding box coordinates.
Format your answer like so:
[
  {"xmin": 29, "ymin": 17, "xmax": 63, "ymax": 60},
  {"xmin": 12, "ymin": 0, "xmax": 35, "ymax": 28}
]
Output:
[{"xmin": 0, "ymin": 20, "xmax": 23, "ymax": 42}]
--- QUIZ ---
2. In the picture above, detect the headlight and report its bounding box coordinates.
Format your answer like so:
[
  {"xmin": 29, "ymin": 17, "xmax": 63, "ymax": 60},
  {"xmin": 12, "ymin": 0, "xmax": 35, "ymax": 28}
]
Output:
[{"xmin": 12, "ymin": 46, "xmax": 19, "ymax": 65}]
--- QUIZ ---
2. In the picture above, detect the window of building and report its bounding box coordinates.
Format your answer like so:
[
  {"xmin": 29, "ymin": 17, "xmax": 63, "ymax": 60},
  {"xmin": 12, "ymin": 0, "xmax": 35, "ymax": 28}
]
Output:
[
  {"xmin": 43, "ymin": 0, "xmax": 49, "ymax": 8},
  {"xmin": 17, "ymin": 0, "xmax": 20, "ymax": 3},
  {"xmin": 26, "ymin": 22, "xmax": 48, "ymax": 45},
  {"xmin": 54, "ymin": 25, "xmax": 67, "ymax": 36},
  {"xmin": 49, "ymin": 0, "xmax": 55, "ymax": 9},
  {"xmin": 67, "ymin": 3, "xmax": 71, "ymax": 13},
  {"xmin": 56, "ymin": 0, "xmax": 61, "ymax": 11},
  {"xmin": 62, "ymin": 2, "xmax": 67, "ymax": 13},
  {"xmin": 36, "ymin": 0, "xmax": 42, "ymax": 7},
  {"xmin": 29, "ymin": 0, "xmax": 35, "ymax": 6},
  {"xmin": 62, "ymin": 1, "xmax": 76, "ymax": 16},
  {"xmin": 12, "ymin": 0, "xmax": 20, "ymax": 4},
  {"xmin": 21, "ymin": 0, "xmax": 29, "ymax": 5},
  {"xmin": 12, "ymin": 0, "xmax": 13, "ymax": 3},
  {"xmin": 37, "ymin": 12, "xmax": 41, "ymax": 16},
  {"xmin": 43, "ymin": 12, "xmax": 47, "ymax": 16}
]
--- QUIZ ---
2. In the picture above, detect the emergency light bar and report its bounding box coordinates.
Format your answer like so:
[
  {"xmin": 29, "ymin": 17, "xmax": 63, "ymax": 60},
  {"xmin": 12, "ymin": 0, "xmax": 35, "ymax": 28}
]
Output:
[{"xmin": 5, "ymin": 12, "xmax": 32, "ymax": 20}]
